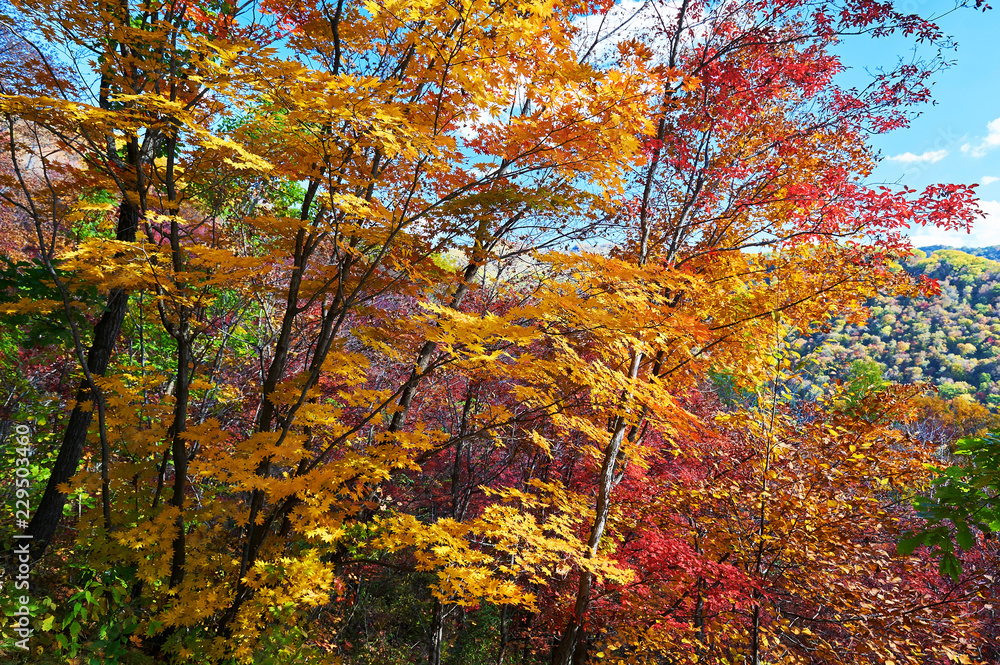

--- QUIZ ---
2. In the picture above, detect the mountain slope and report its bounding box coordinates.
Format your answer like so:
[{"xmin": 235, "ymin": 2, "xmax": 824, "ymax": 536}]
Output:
[{"xmin": 803, "ymin": 248, "xmax": 1000, "ymax": 405}]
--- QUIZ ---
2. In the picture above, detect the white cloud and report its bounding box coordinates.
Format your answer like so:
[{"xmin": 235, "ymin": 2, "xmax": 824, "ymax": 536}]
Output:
[
  {"xmin": 888, "ymin": 150, "xmax": 948, "ymax": 164},
  {"xmin": 962, "ymin": 117, "xmax": 1000, "ymax": 158},
  {"xmin": 909, "ymin": 199, "xmax": 1000, "ymax": 248},
  {"xmin": 981, "ymin": 176, "xmax": 999, "ymax": 186}
]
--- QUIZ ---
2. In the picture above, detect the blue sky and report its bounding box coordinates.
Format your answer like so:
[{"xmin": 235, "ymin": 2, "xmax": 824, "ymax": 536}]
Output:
[{"xmin": 836, "ymin": 1, "xmax": 1000, "ymax": 247}]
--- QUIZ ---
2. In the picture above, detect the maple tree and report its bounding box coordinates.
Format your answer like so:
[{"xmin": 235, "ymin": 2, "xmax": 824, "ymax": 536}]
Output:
[
  {"xmin": 553, "ymin": 382, "xmax": 993, "ymax": 664},
  {"xmin": 0, "ymin": 0, "xmax": 996, "ymax": 662}
]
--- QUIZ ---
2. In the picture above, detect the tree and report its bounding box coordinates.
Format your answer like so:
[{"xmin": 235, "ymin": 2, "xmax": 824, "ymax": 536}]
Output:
[
  {"xmin": 541, "ymin": 383, "xmax": 988, "ymax": 665},
  {"xmin": 3, "ymin": 0, "xmax": 652, "ymax": 657},
  {"xmin": 1, "ymin": 0, "xmax": 232, "ymax": 554},
  {"xmin": 539, "ymin": 0, "xmax": 986, "ymax": 659},
  {"xmin": 0, "ymin": 0, "xmax": 991, "ymax": 661}
]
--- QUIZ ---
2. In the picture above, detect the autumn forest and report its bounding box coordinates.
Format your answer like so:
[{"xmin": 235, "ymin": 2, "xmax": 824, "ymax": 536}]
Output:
[{"xmin": 1, "ymin": 0, "xmax": 1000, "ymax": 662}]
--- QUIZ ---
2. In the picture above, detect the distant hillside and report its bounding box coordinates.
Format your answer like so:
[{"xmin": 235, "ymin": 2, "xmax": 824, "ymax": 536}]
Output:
[
  {"xmin": 803, "ymin": 248, "xmax": 1000, "ymax": 406},
  {"xmin": 919, "ymin": 245, "xmax": 1000, "ymax": 262}
]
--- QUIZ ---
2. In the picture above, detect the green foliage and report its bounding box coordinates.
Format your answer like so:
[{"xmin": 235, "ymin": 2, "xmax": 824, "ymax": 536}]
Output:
[
  {"xmin": 0, "ymin": 256, "xmax": 98, "ymax": 349},
  {"xmin": 940, "ymin": 381, "xmax": 975, "ymax": 399},
  {"xmin": 709, "ymin": 368, "xmax": 754, "ymax": 407},
  {"xmin": 445, "ymin": 606, "xmax": 504, "ymax": 664},
  {"xmin": 431, "ymin": 249, "xmax": 465, "ymax": 273},
  {"xmin": 920, "ymin": 244, "xmax": 1000, "ymax": 263},
  {"xmin": 37, "ymin": 565, "xmax": 138, "ymax": 664},
  {"xmin": 0, "ymin": 592, "xmax": 58, "ymax": 655},
  {"xmin": 338, "ymin": 574, "xmax": 430, "ymax": 665},
  {"xmin": 900, "ymin": 430, "xmax": 1000, "ymax": 581},
  {"xmin": 846, "ymin": 359, "xmax": 885, "ymax": 391},
  {"xmin": 834, "ymin": 360, "xmax": 889, "ymax": 420},
  {"xmin": 0, "ymin": 561, "xmax": 161, "ymax": 664},
  {"xmin": 73, "ymin": 189, "xmax": 117, "ymax": 242}
]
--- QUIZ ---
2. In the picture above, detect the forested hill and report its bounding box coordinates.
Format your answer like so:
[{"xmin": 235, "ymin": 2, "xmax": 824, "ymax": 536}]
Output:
[
  {"xmin": 804, "ymin": 248, "xmax": 1000, "ymax": 406},
  {"xmin": 918, "ymin": 245, "xmax": 1000, "ymax": 262}
]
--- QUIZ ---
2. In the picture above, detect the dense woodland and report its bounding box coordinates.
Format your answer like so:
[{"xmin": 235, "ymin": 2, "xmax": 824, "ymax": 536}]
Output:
[
  {"xmin": 2, "ymin": 0, "xmax": 1000, "ymax": 663},
  {"xmin": 804, "ymin": 248, "xmax": 1000, "ymax": 404}
]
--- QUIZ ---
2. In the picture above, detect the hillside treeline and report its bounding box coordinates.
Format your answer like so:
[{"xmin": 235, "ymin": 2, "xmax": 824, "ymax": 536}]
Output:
[{"xmin": 806, "ymin": 248, "xmax": 1000, "ymax": 405}]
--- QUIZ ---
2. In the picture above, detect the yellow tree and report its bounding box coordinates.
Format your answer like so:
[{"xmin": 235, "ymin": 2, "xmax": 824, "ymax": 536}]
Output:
[
  {"xmin": 533, "ymin": 0, "xmax": 989, "ymax": 656},
  {"xmin": 2, "ymin": 0, "xmax": 654, "ymax": 658},
  {"xmin": 0, "ymin": 0, "xmax": 989, "ymax": 660}
]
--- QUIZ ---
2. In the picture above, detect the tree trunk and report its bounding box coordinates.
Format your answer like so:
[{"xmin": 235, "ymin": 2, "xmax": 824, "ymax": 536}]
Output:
[
  {"xmin": 167, "ymin": 327, "xmax": 191, "ymax": 588},
  {"xmin": 496, "ymin": 604, "xmax": 509, "ymax": 665},
  {"xmin": 26, "ymin": 198, "xmax": 139, "ymax": 556},
  {"xmin": 749, "ymin": 599, "xmax": 762, "ymax": 665},
  {"xmin": 429, "ymin": 597, "xmax": 445, "ymax": 665},
  {"xmin": 552, "ymin": 352, "xmax": 640, "ymax": 665}
]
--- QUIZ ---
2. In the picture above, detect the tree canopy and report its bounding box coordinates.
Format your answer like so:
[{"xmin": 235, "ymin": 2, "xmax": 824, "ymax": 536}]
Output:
[{"xmin": 1, "ymin": 0, "xmax": 997, "ymax": 662}]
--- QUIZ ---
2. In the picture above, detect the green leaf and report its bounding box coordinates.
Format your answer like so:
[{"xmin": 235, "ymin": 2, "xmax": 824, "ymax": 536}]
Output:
[
  {"xmin": 955, "ymin": 521, "xmax": 975, "ymax": 550},
  {"xmin": 897, "ymin": 533, "xmax": 925, "ymax": 556},
  {"xmin": 939, "ymin": 552, "xmax": 962, "ymax": 582}
]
